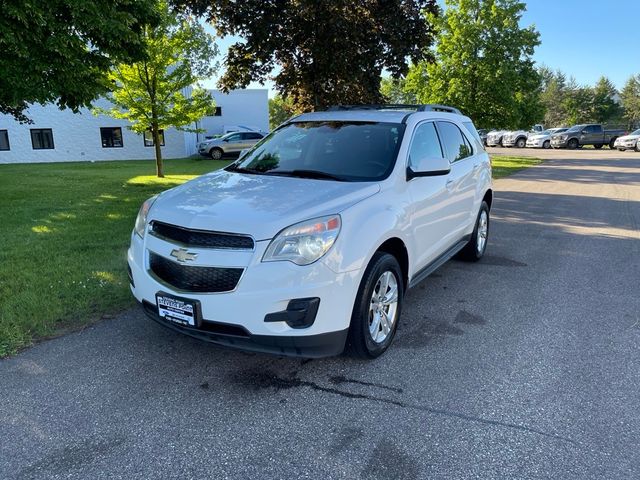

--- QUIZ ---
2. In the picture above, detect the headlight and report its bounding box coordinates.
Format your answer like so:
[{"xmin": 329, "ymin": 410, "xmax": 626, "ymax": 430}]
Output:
[
  {"xmin": 263, "ymin": 215, "xmax": 341, "ymax": 265},
  {"xmin": 560, "ymin": 135, "xmax": 568, "ymax": 140},
  {"xmin": 134, "ymin": 195, "xmax": 158, "ymax": 238}
]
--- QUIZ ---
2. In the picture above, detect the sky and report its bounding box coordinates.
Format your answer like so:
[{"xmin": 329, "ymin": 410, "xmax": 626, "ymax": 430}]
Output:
[{"xmin": 202, "ymin": 0, "xmax": 638, "ymax": 96}]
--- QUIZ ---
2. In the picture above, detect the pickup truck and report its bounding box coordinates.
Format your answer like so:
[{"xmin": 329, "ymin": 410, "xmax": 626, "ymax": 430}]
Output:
[{"xmin": 550, "ymin": 124, "xmax": 626, "ymax": 149}]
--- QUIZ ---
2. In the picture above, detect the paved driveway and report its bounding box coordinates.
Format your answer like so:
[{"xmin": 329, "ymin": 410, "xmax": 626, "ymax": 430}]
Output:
[{"xmin": 2, "ymin": 154, "xmax": 640, "ymax": 479}]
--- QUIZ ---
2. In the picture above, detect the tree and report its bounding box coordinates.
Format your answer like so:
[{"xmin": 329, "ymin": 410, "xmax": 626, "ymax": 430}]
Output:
[
  {"xmin": 0, "ymin": 0, "xmax": 160, "ymax": 122},
  {"xmin": 95, "ymin": 2, "xmax": 217, "ymax": 177},
  {"xmin": 173, "ymin": 0, "xmax": 439, "ymax": 111},
  {"xmin": 590, "ymin": 76, "xmax": 622, "ymax": 124},
  {"xmin": 380, "ymin": 77, "xmax": 417, "ymax": 104},
  {"xmin": 405, "ymin": 0, "xmax": 542, "ymax": 129},
  {"xmin": 538, "ymin": 67, "xmax": 569, "ymax": 127},
  {"xmin": 620, "ymin": 75, "xmax": 640, "ymax": 129},
  {"xmin": 268, "ymin": 96, "xmax": 297, "ymax": 130}
]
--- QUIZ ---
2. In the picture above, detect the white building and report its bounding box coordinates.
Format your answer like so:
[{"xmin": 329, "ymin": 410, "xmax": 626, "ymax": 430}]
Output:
[{"xmin": 0, "ymin": 89, "xmax": 268, "ymax": 164}]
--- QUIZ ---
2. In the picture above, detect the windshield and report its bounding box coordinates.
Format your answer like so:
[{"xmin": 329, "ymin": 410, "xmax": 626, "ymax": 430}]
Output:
[
  {"xmin": 631, "ymin": 129, "xmax": 640, "ymax": 136},
  {"xmin": 228, "ymin": 121, "xmax": 405, "ymax": 182}
]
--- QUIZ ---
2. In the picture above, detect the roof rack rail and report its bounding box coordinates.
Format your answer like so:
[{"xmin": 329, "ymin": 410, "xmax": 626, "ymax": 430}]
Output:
[{"xmin": 326, "ymin": 104, "xmax": 462, "ymax": 115}]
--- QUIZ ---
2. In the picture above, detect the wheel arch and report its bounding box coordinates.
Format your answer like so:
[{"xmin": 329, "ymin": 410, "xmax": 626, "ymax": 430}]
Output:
[
  {"xmin": 376, "ymin": 237, "xmax": 409, "ymax": 292},
  {"xmin": 482, "ymin": 189, "xmax": 493, "ymax": 211}
]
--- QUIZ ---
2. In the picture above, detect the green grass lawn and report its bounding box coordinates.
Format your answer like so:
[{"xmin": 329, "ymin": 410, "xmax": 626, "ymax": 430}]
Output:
[
  {"xmin": 0, "ymin": 154, "xmax": 539, "ymax": 356},
  {"xmin": 491, "ymin": 155, "xmax": 542, "ymax": 179},
  {"xmin": 0, "ymin": 158, "xmax": 229, "ymax": 356}
]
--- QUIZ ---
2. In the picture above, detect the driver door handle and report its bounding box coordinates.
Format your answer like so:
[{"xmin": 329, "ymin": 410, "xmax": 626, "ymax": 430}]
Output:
[{"xmin": 446, "ymin": 180, "xmax": 455, "ymax": 191}]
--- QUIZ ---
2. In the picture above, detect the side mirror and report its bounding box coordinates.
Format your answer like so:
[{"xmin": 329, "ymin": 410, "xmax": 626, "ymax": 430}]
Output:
[
  {"xmin": 407, "ymin": 156, "xmax": 451, "ymax": 180},
  {"xmin": 239, "ymin": 148, "xmax": 250, "ymax": 159},
  {"xmin": 581, "ymin": 130, "xmax": 588, "ymax": 134}
]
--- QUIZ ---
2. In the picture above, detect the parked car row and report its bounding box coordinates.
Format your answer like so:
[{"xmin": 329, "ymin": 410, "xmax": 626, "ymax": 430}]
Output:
[{"xmin": 484, "ymin": 123, "xmax": 634, "ymax": 150}]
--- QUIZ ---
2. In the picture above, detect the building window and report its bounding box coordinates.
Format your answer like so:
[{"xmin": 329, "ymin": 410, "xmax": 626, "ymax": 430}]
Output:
[
  {"xmin": 0, "ymin": 130, "xmax": 9, "ymax": 151},
  {"xmin": 100, "ymin": 127, "xmax": 123, "ymax": 148},
  {"xmin": 206, "ymin": 106, "xmax": 222, "ymax": 117},
  {"xmin": 144, "ymin": 129, "xmax": 165, "ymax": 147},
  {"xmin": 30, "ymin": 129, "xmax": 54, "ymax": 150}
]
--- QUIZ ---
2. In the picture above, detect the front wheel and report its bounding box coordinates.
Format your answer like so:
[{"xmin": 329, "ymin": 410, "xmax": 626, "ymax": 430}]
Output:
[
  {"xmin": 516, "ymin": 137, "xmax": 526, "ymax": 148},
  {"xmin": 543, "ymin": 140, "xmax": 551, "ymax": 149},
  {"xmin": 210, "ymin": 147, "xmax": 223, "ymax": 160},
  {"xmin": 458, "ymin": 201, "xmax": 490, "ymax": 262},
  {"xmin": 567, "ymin": 138, "xmax": 579, "ymax": 149},
  {"xmin": 346, "ymin": 252, "xmax": 404, "ymax": 359},
  {"xmin": 609, "ymin": 139, "xmax": 617, "ymax": 149}
]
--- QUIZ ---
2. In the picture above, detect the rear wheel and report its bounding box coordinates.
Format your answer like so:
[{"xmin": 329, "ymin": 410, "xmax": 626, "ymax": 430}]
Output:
[
  {"xmin": 210, "ymin": 147, "xmax": 223, "ymax": 160},
  {"xmin": 543, "ymin": 140, "xmax": 551, "ymax": 149},
  {"xmin": 609, "ymin": 139, "xmax": 616, "ymax": 149},
  {"xmin": 594, "ymin": 144, "xmax": 603, "ymax": 149},
  {"xmin": 516, "ymin": 137, "xmax": 526, "ymax": 148},
  {"xmin": 567, "ymin": 138, "xmax": 579, "ymax": 149},
  {"xmin": 346, "ymin": 252, "xmax": 403, "ymax": 359},
  {"xmin": 458, "ymin": 201, "xmax": 490, "ymax": 262}
]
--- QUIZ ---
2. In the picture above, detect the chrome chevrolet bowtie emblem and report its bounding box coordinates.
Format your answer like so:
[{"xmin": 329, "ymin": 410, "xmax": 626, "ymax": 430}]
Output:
[{"xmin": 170, "ymin": 248, "xmax": 198, "ymax": 263}]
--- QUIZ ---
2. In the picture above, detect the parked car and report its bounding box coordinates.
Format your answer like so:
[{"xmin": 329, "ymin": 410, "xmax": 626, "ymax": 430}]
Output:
[
  {"xmin": 486, "ymin": 130, "xmax": 507, "ymax": 147},
  {"xmin": 477, "ymin": 129, "xmax": 489, "ymax": 146},
  {"xmin": 502, "ymin": 130, "xmax": 529, "ymax": 148},
  {"xmin": 526, "ymin": 128, "xmax": 568, "ymax": 149},
  {"xmin": 550, "ymin": 124, "xmax": 626, "ymax": 149},
  {"xmin": 198, "ymin": 131, "xmax": 265, "ymax": 159},
  {"xmin": 129, "ymin": 104, "xmax": 493, "ymax": 359},
  {"xmin": 613, "ymin": 129, "xmax": 640, "ymax": 151}
]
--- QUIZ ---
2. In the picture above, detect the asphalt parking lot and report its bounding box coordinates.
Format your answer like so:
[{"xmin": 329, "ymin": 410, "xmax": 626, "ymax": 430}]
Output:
[{"xmin": 2, "ymin": 152, "xmax": 640, "ymax": 479}]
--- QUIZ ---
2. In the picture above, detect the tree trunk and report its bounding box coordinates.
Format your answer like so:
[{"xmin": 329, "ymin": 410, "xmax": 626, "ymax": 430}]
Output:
[{"xmin": 152, "ymin": 121, "xmax": 164, "ymax": 178}]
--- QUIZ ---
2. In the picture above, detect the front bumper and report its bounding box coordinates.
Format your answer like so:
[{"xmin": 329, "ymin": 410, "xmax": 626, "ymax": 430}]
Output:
[
  {"xmin": 128, "ymin": 231, "xmax": 361, "ymax": 357},
  {"xmin": 526, "ymin": 139, "xmax": 545, "ymax": 148},
  {"xmin": 140, "ymin": 300, "xmax": 348, "ymax": 357},
  {"xmin": 614, "ymin": 140, "xmax": 637, "ymax": 150},
  {"xmin": 551, "ymin": 139, "xmax": 568, "ymax": 148}
]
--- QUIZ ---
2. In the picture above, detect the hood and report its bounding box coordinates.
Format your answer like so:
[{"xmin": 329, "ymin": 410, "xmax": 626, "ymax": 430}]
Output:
[
  {"xmin": 528, "ymin": 133, "xmax": 550, "ymax": 140},
  {"xmin": 148, "ymin": 170, "xmax": 381, "ymax": 240},
  {"xmin": 617, "ymin": 134, "xmax": 640, "ymax": 141}
]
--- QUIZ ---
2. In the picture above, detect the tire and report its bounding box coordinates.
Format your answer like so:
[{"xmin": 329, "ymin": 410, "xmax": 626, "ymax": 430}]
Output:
[
  {"xmin": 609, "ymin": 139, "xmax": 616, "ymax": 149},
  {"xmin": 543, "ymin": 140, "xmax": 551, "ymax": 149},
  {"xmin": 516, "ymin": 137, "xmax": 526, "ymax": 148},
  {"xmin": 346, "ymin": 252, "xmax": 404, "ymax": 359},
  {"xmin": 210, "ymin": 147, "xmax": 223, "ymax": 160},
  {"xmin": 594, "ymin": 144, "xmax": 603, "ymax": 149},
  {"xmin": 567, "ymin": 138, "xmax": 579, "ymax": 149},
  {"xmin": 498, "ymin": 138, "xmax": 504, "ymax": 147},
  {"xmin": 618, "ymin": 148, "xmax": 625, "ymax": 152},
  {"xmin": 458, "ymin": 201, "xmax": 490, "ymax": 262},
  {"xmin": 636, "ymin": 143, "xmax": 640, "ymax": 152}
]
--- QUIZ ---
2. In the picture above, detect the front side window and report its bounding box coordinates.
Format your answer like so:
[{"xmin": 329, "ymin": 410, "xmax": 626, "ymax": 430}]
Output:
[
  {"xmin": 224, "ymin": 133, "xmax": 243, "ymax": 142},
  {"xmin": 0, "ymin": 130, "xmax": 9, "ymax": 151},
  {"xmin": 436, "ymin": 121, "xmax": 473, "ymax": 162},
  {"xmin": 144, "ymin": 129, "xmax": 165, "ymax": 147},
  {"xmin": 228, "ymin": 121, "xmax": 404, "ymax": 182},
  {"xmin": 31, "ymin": 129, "xmax": 54, "ymax": 150},
  {"xmin": 408, "ymin": 122, "xmax": 443, "ymax": 168},
  {"xmin": 100, "ymin": 127, "xmax": 123, "ymax": 148}
]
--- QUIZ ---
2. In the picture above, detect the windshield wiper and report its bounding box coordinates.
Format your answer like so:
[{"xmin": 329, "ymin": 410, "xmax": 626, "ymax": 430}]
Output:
[
  {"xmin": 270, "ymin": 170, "xmax": 346, "ymax": 181},
  {"xmin": 225, "ymin": 164, "xmax": 263, "ymax": 175}
]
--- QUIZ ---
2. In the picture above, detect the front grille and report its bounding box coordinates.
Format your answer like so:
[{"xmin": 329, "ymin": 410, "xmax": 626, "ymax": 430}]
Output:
[
  {"xmin": 151, "ymin": 221, "xmax": 254, "ymax": 250},
  {"xmin": 149, "ymin": 252, "xmax": 243, "ymax": 293}
]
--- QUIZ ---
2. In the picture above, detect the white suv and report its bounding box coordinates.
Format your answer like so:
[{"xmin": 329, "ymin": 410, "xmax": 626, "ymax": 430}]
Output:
[{"xmin": 128, "ymin": 105, "xmax": 493, "ymax": 359}]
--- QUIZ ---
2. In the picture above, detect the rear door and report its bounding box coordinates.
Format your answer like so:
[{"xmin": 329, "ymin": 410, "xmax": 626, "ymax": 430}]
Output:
[
  {"xmin": 223, "ymin": 132, "xmax": 244, "ymax": 152},
  {"xmin": 406, "ymin": 121, "xmax": 454, "ymax": 270},
  {"xmin": 436, "ymin": 121, "xmax": 477, "ymax": 238},
  {"xmin": 243, "ymin": 132, "xmax": 264, "ymax": 148}
]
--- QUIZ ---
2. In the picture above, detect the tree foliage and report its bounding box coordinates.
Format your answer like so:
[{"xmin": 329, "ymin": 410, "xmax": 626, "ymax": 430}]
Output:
[
  {"xmin": 173, "ymin": 0, "xmax": 439, "ymax": 111},
  {"xmin": 620, "ymin": 75, "xmax": 640, "ymax": 129},
  {"xmin": 538, "ymin": 69, "xmax": 624, "ymax": 127},
  {"xmin": 405, "ymin": 0, "xmax": 542, "ymax": 129},
  {"xmin": 268, "ymin": 96, "xmax": 297, "ymax": 130},
  {"xmin": 380, "ymin": 77, "xmax": 418, "ymax": 104},
  {"xmin": 0, "ymin": 0, "xmax": 160, "ymax": 122},
  {"xmin": 95, "ymin": 2, "xmax": 217, "ymax": 177}
]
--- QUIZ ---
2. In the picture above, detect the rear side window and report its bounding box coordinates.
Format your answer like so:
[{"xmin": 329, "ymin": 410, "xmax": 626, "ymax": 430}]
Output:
[
  {"xmin": 408, "ymin": 122, "xmax": 443, "ymax": 168},
  {"xmin": 436, "ymin": 121, "xmax": 473, "ymax": 162},
  {"xmin": 463, "ymin": 121, "xmax": 483, "ymax": 146},
  {"xmin": 244, "ymin": 132, "xmax": 263, "ymax": 140}
]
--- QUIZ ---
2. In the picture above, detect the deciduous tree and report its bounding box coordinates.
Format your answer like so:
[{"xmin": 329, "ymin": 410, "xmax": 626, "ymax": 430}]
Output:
[
  {"xmin": 268, "ymin": 96, "xmax": 297, "ymax": 130},
  {"xmin": 405, "ymin": 0, "xmax": 542, "ymax": 129},
  {"xmin": 173, "ymin": 0, "xmax": 438, "ymax": 111},
  {"xmin": 95, "ymin": 2, "xmax": 217, "ymax": 177},
  {"xmin": 0, "ymin": 0, "xmax": 160, "ymax": 122}
]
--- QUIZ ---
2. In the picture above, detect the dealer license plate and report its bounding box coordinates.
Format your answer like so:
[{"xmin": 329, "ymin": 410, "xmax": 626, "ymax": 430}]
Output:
[{"xmin": 156, "ymin": 293, "xmax": 200, "ymax": 327}]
